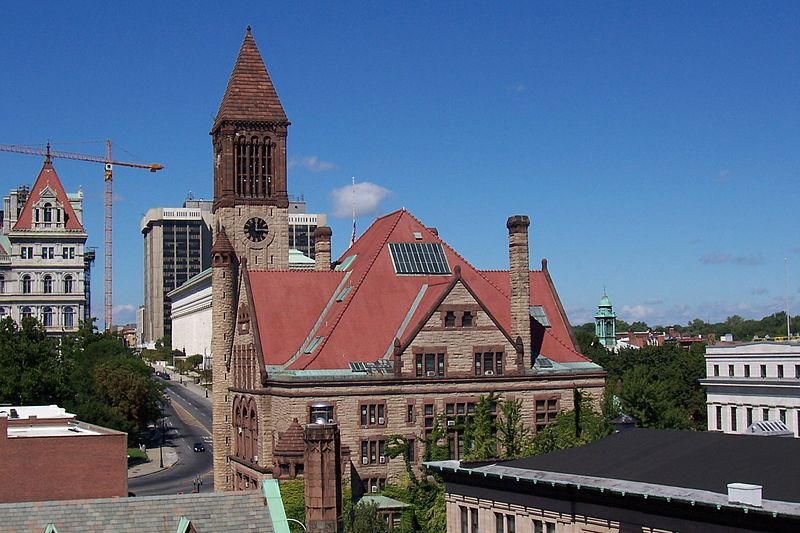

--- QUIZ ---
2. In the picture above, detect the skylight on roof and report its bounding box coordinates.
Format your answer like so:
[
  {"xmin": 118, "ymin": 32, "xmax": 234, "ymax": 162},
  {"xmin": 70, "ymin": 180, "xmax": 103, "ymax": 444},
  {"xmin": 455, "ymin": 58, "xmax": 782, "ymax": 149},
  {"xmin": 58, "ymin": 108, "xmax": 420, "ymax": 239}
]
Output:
[
  {"xmin": 304, "ymin": 336, "xmax": 324, "ymax": 354},
  {"xmin": 335, "ymin": 254, "xmax": 357, "ymax": 271},
  {"xmin": 530, "ymin": 305, "xmax": 551, "ymax": 327},
  {"xmin": 388, "ymin": 242, "xmax": 450, "ymax": 275}
]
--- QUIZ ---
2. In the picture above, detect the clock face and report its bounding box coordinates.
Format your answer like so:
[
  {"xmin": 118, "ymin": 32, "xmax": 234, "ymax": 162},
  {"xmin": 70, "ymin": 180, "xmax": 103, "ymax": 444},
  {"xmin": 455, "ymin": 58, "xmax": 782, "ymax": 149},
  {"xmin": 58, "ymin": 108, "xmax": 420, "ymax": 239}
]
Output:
[{"xmin": 244, "ymin": 217, "xmax": 269, "ymax": 242}]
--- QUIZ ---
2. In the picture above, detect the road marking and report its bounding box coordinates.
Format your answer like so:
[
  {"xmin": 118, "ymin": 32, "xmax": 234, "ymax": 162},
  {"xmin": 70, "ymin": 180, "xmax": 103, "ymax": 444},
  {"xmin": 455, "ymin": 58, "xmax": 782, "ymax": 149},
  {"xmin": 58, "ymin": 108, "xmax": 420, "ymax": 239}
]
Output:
[{"xmin": 170, "ymin": 397, "xmax": 212, "ymax": 437}]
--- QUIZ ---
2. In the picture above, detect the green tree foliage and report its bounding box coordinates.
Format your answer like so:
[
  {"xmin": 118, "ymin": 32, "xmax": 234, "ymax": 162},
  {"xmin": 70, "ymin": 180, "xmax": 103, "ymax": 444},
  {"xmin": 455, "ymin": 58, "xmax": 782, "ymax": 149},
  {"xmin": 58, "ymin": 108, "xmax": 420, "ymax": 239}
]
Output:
[
  {"xmin": 0, "ymin": 318, "xmax": 163, "ymax": 440},
  {"xmin": 279, "ymin": 479, "xmax": 305, "ymax": 533},
  {"xmin": 186, "ymin": 354, "xmax": 203, "ymax": 368},
  {"xmin": 496, "ymin": 397, "xmax": 531, "ymax": 458},
  {"xmin": 346, "ymin": 500, "xmax": 388, "ymax": 533},
  {"xmin": 0, "ymin": 317, "xmax": 72, "ymax": 405},
  {"xmin": 463, "ymin": 393, "xmax": 499, "ymax": 460},
  {"xmin": 588, "ymin": 343, "xmax": 707, "ymax": 430},
  {"xmin": 528, "ymin": 393, "xmax": 612, "ymax": 455}
]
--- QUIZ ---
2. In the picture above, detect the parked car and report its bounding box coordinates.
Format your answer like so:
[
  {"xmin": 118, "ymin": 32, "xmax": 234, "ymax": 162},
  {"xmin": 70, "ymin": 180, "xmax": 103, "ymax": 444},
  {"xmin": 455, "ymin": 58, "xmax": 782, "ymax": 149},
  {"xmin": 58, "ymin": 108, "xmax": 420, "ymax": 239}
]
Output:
[
  {"xmin": 162, "ymin": 372, "xmax": 171, "ymax": 380},
  {"xmin": 193, "ymin": 442, "xmax": 205, "ymax": 452}
]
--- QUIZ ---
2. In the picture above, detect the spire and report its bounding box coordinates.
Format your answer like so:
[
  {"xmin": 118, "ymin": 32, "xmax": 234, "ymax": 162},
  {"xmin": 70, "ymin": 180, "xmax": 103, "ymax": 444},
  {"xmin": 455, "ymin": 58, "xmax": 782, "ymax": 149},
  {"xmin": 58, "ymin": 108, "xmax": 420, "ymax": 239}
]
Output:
[{"xmin": 214, "ymin": 27, "xmax": 288, "ymax": 129}]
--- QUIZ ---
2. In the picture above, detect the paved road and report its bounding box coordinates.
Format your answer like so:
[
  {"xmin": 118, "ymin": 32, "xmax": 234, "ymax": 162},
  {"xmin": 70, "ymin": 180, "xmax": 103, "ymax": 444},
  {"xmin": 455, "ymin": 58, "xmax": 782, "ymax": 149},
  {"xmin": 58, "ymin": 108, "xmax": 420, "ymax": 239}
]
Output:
[{"xmin": 128, "ymin": 379, "xmax": 214, "ymax": 496}]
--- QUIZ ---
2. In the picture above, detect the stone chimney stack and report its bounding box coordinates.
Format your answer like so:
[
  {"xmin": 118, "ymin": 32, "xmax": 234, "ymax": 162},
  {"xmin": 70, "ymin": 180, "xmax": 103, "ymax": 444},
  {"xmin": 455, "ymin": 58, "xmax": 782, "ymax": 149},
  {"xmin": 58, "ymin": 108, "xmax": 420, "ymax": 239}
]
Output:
[
  {"xmin": 507, "ymin": 215, "xmax": 532, "ymax": 367},
  {"xmin": 304, "ymin": 422, "xmax": 343, "ymax": 533},
  {"xmin": 313, "ymin": 226, "xmax": 332, "ymax": 271}
]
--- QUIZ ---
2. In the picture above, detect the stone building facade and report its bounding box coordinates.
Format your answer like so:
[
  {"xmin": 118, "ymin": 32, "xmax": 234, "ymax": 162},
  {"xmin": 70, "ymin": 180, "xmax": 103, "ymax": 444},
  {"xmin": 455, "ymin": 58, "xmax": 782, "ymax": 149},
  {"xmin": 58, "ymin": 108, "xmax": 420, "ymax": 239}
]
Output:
[
  {"xmin": 0, "ymin": 159, "xmax": 89, "ymax": 333},
  {"xmin": 210, "ymin": 28, "xmax": 605, "ymax": 493}
]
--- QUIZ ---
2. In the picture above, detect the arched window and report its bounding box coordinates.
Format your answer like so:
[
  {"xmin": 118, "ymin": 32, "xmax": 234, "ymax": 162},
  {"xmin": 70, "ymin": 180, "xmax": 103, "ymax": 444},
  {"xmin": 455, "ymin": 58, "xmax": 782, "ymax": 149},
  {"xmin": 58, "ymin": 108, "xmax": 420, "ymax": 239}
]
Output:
[
  {"xmin": 43, "ymin": 203, "xmax": 52, "ymax": 223},
  {"xmin": 43, "ymin": 275, "xmax": 53, "ymax": 294},
  {"xmin": 21, "ymin": 275, "xmax": 32, "ymax": 294},
  {"xmin": 0, "ymin": 308, "xmax": 6, "ymax": 321},
  {"xmin": 63, "ymin": 275, "xmax": 73, "ymax": 293},
  {"xmin": 249, "ymin": 400, "xmax": 258, "ymax": 463},
  {"xmin": 43, "ymin": 307, "xmax": 53, "ymax": 327},
  {"xmin": 21, "ymin": 306, "xmax": 33, "ymax": 319},
  {"xmin": 63, "ymin": 307, "xmax": 74, "ymax": 328},
  {"xmin": 0, "ymin": 275, "xmax": 4, "ymax": 294}
]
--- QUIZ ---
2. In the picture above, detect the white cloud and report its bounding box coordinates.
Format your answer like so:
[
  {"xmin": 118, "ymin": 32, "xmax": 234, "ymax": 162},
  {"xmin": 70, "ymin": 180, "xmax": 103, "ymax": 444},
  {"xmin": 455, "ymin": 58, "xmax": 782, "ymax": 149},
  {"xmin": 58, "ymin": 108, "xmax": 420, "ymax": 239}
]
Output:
[
  {"xmin": 288, "ymin": 155, "xmax": 335, "ymax": 172},
  {"xmin": 330, "ymin": 181, "xmax": 391, "ymax": 219},
  {"xmin": 113, "ymin": 304, "xmax": 137, "ymax": 313},
  {"xmin": 621, "ymin": 304, "xmax": 656, "ymax": 321}
]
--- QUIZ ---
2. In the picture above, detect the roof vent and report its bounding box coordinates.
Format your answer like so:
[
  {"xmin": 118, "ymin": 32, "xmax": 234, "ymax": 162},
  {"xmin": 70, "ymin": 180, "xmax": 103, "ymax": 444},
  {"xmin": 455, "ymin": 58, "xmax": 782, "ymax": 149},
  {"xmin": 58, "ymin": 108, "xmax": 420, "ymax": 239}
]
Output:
[
  {"xmin": 727, "ymin": 483, "xmax": 762, "ymax": 507},
  {"xmin": 413, "ymin": 231, "xmax": 423, "ymax": 240}
]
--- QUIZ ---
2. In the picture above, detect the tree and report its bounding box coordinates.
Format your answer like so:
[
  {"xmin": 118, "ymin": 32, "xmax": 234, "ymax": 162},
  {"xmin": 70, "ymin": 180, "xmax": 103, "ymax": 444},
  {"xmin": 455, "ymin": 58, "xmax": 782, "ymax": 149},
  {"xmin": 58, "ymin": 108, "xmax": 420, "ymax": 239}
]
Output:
[
  {"xmin": 528, "ymin": 393, "xmax": 611, "ymax": 455},
  {"xmin": 0, "ymin": 316, "xmax": 72, "ymax": 406},
  {"xmin": 496, "ymin": 398, "xmax": 531, "ymax": 458},
  {"xmin": 279, "ymin": 479, "xmax": 305, "ymax": 533},
  {"xmin": 463, "ymin": 393, "xmax": 499, "ymax": 460},
  {"xmin": 187, "ymin": 354, "xmax": 203, "ymax": 369},
  {"xmin": 347, "ymin": 500, "xmax": 388, "ymax": 533},
  {"xmin": 94, "ymin": 357, "xmax": 162, "ymax": 433}
]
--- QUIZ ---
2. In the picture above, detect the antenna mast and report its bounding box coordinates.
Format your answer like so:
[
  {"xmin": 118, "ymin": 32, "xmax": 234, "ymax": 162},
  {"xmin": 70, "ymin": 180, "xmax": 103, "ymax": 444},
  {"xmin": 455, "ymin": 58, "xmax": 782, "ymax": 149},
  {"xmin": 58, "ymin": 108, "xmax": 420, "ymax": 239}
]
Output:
[
  {"xmin": 786, "ymin": 258, "xmax": 791, "ymax": 338},
  {"xmin": 350, "ymin": 176, "xmax": 356, "ymax": 247}
]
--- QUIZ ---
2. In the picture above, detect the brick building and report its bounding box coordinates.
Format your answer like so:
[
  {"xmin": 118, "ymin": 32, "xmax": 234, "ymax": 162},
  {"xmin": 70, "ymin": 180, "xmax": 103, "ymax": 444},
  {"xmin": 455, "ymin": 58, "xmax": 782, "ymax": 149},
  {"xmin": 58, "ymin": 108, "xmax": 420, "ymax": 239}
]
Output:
[
  {"xmin": 210, "ymin": 28, "xmax": 605, "ymax": 493},
  {"xmin": 0, "ymin": 405, "xmax": 127, "ymax": 502}
]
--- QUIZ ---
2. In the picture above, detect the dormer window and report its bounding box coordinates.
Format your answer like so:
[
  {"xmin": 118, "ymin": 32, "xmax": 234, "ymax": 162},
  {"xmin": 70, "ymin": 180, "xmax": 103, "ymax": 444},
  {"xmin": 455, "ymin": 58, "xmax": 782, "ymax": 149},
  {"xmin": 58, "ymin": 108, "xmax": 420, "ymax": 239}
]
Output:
[
  {"xmin": 444, "ymin": 311, "xmax": 456, "ymax": 328},
  {"xmin": 461, "ymin": 311, "xmax": 473, "ymax": 328},
  {"xmin": 43, "ymin": 203, "xmax": 53, "ymax": 223}
]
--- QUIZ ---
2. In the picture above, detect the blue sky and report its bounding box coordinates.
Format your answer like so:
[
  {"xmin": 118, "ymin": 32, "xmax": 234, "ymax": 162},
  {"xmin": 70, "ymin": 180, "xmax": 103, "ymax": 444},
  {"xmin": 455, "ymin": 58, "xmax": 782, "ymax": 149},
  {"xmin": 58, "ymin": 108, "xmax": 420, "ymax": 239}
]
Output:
[{"xmin": 1, "ymin": 2, "xmax": 799, "ymax": 327}]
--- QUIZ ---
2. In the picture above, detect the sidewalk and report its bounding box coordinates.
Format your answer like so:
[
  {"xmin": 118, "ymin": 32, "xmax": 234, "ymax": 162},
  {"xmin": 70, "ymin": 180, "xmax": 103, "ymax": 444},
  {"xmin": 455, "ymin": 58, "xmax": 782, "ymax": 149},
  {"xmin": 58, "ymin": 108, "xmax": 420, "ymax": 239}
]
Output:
[{"xmin": 128, "ymin": 446, "xmax": 179, "ymax": 478}]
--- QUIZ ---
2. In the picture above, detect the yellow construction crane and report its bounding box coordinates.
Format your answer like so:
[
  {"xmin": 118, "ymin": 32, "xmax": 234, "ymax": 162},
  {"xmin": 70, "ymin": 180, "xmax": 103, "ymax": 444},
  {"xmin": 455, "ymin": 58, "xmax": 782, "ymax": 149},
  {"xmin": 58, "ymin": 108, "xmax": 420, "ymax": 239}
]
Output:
[{"xmin": 0, "ymin": 140, "xmax": 164, "ymax": 330}]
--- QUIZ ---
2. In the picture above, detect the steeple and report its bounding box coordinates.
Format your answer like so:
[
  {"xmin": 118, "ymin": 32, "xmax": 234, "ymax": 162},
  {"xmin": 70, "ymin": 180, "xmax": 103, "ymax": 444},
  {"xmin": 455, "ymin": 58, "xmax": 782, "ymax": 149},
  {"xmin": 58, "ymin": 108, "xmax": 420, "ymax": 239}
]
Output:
[
  {"xmin": 211, "ymin": 27, "xmax": 290, "ymax": 212},
  {"xmin": 213, "ymin": 26, "xmax": 288, "ymax": 130},
  {"xmin": 595, "ymin": 291, "xmax": 617, "ymax": 349}
]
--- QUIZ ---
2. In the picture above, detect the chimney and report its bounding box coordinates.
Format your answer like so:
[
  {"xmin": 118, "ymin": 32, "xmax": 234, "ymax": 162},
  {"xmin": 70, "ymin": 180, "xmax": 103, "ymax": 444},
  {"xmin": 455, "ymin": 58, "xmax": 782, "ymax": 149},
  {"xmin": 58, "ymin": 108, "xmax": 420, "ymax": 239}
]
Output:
[
  {"xmin": 314, "ymin": 226, "xmax": 332, "ymax": 271},
  {"xmin": 507, "ymin": 215, "xmax": 531, "ymax": 367},
  {"xmin": 304, "ymin": 421, "xmax": 343, "ymax": 532}
]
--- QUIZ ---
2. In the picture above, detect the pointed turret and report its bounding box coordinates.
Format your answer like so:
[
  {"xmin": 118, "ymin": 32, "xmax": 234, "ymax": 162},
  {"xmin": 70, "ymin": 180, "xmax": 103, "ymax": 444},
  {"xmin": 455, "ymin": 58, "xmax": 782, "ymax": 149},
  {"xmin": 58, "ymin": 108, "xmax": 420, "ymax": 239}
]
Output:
[
  {"xmin": 13, "ymin": 158, "xmax": 85, "ymax": 232},
  {"xmin": 213, "ymin": 26, "xmax": 288, "ymax": 130}
]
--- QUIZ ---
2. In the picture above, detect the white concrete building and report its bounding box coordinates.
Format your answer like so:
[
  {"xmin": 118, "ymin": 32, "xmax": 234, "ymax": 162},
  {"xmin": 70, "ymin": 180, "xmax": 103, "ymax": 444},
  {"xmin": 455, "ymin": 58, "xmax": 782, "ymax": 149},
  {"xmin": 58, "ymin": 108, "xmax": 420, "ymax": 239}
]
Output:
[
  {"xmin": 167, "ymin": 268, "xmax": 212, "ymax": 367},
  {"xmin": 0, "ymin": 159, "xmax": 90, "ymax": 333},
  {"xmin": 702, "ymin": 342, "xmax": 800, "ymax": 437}
]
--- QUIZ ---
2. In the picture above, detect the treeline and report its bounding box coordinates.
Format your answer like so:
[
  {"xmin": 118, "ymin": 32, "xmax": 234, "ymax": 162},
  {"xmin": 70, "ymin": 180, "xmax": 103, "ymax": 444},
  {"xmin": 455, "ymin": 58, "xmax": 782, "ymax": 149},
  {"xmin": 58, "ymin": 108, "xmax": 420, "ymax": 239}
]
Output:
[
  {"xmin": 575, "ymin": 334, "xmax": 707, "ymax": 430},
  {"xmin": 0, "ymin": 317, "xmax": 162, "ymax": 441},
  {"xmin": 575, "ymin": 311, "xmax": 800, "ymax": 341}
]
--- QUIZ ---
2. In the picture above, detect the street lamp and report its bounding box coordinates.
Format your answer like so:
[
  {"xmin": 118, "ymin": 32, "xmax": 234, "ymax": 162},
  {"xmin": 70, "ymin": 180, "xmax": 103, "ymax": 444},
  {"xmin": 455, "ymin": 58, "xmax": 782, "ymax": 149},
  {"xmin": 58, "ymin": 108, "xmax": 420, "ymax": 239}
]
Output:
[
  {"xmin": 193, "ymin": 475, "xmax": 203, "ymax": 493},
  {"xmin": 159, "ymin": 416, "xmax": 164, "ymax": 469}
]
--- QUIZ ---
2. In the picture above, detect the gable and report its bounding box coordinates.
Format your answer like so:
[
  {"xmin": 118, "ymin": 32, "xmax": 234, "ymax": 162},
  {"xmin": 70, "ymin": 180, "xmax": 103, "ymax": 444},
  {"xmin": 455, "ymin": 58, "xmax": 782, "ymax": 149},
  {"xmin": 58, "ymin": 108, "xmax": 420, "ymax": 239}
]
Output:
[{"xmin": 13, "ymin": 160, "xmax": 84, "ymax": 232}]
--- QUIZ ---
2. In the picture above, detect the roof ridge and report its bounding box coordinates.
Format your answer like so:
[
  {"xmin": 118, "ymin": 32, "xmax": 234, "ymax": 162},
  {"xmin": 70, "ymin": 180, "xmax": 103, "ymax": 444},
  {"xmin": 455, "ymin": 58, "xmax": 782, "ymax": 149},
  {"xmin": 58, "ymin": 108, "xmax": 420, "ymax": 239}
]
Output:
[
  {"xmin": 299, "ymin": 210, "xmax": 405, "ymax": 369},
  {"xmin": 12, "ymin": 159, "xmax": 85, "ymax": 232}
]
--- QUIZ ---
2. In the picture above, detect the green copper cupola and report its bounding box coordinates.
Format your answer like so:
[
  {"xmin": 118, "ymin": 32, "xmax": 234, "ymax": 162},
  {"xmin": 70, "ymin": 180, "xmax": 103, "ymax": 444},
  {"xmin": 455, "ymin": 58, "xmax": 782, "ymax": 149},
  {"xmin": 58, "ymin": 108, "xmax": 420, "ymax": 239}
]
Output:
[{"xmin": 595, "ymin": 292, "xmax": 616, "ymax": 348}]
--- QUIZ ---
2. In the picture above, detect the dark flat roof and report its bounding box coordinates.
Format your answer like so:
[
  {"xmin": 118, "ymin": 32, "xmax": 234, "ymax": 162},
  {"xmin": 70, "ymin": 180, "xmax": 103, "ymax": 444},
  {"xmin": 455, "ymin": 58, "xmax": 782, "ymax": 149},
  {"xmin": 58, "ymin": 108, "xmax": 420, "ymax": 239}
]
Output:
[{"xmin": 502, "ymin": 428, "xmax": 800, "ymax": 503}]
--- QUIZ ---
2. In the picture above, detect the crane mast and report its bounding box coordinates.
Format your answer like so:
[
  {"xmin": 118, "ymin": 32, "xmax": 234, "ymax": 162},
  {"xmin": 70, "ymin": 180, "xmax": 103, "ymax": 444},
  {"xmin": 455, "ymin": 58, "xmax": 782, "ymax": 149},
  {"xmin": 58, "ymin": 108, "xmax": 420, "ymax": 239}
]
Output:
[{"xmin": 0, "ymin": 141, "xmax": 164, "ymax": 331}]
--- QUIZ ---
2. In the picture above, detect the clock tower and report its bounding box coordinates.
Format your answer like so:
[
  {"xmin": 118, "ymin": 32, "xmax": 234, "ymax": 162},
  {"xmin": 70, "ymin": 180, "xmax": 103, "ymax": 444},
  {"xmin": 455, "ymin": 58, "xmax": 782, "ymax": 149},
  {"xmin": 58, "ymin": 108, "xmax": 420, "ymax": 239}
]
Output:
[{"xmin": 211, "ymin": 26, "xmax": 289, "ymax": 269}]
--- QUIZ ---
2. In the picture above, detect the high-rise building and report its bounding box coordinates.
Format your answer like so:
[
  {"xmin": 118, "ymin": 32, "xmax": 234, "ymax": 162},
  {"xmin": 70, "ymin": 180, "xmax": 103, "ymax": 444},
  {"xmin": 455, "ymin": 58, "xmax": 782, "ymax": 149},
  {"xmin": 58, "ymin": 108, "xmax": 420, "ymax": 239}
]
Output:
[
  {"xmin": 140, "ymin": 201, "xmax": 212, "ymax": 346},
  {"xmin": 0, "ymin": 158, "xmax": 90, "ymax": 333},
  {"xmin": 288, "ymin": 199, "xmax": 327, "ymax": 260}
]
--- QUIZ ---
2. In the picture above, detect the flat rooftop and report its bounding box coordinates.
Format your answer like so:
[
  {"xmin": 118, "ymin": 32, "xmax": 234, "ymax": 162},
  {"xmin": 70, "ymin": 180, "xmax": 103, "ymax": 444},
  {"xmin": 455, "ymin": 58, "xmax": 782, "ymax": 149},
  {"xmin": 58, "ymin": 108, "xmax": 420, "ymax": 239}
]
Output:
[{"xmin": 0, "ymin": 405, "xmax": 75, "ymax": 420}]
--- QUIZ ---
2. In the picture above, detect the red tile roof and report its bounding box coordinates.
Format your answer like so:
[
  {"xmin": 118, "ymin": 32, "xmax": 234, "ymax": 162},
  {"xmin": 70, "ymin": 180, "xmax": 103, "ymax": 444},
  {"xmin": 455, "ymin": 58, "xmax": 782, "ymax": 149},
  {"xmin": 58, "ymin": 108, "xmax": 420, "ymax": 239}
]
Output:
[
  {"xmin": 214, "ymin": 27, "xmax": 288, "ymax": 129},
  {"xmin": 247, "ymin": 209, "xmax": 588, "ymax": 370},
  {"xmin": 13, "ymin": 159, "xmax": 84, "ymax": 232}
]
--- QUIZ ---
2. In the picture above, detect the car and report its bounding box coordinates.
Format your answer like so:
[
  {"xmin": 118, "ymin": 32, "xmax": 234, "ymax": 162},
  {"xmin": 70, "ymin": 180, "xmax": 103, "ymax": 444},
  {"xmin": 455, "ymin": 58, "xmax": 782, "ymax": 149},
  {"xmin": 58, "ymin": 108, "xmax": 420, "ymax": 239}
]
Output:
[
  {"xmin": 162, "ymin": 372, "xmax": 171, "ymax": 380},
  {"xmin": 193, "ymin": 442, "xmax": 205, "ymax": 452}
]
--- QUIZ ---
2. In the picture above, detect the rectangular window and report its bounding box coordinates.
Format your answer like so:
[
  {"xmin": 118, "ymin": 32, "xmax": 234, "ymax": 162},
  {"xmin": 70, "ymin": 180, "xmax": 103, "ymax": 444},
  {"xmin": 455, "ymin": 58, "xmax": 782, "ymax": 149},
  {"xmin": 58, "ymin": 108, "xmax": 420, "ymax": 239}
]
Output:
[
  {"xmin": 778, "ymin": 365, "xmax": 785, "ymax": 378},
  {"xmin": 470, "ymin": 508, "xmax": 479, "ymax": 533},
  {"xmin": 424, "ymin": 404, "xmax": 435, "ymax": 428},
  {"xmin": 796, "ymin": 365, "xmax": 800, "ymax": 379},
  {"xmin": 62, "ymin": 247, "xmax": 75, "ymax": 259},
  {"xmin": 716, "ymin": 406, "xmax": 722, "ymax": 430},
  {"xmin": 731, "ymin": 406, "xmax": 737, "ymax": 432},
  {"xmin": 40, "ymin": 246, "xmax": 54, "ymax": 259},
  {"xmin": 761, "ymin": 364, "xmax": 767, "ymax": 378},
  {"xmin": 495, "ymin": 513, "xmax": 503, "ymax": 533},
  {"xmin": 728, "ymin": 365, "xmax": 734, "ymax": 377},
  {"xmin": 744, "ymin": 365, "xmax": 750, "ymax": 378},
  {"xmin": 713, "ymin": 364, "xmax": 719, "ymax": 377},
  {"xmin": 535, "ymin": 397, "xmax": 559, "ymax": 432},
  {"xmin": 507, "ymin": 516, "xmax": 515, "ymax": 533},
  {"xmin": 407, "ymin": 438, "xmax": 415, "ymax": 463},
  {"xmin": 546, "ymin": 524, "xmax": 555, "ymax": 533},
  {"xmin": 763, "ymin": 408, "xmax": 770, "ymax": 421},
  {"xmin": 474, "ymin": 351, "xmax": 503, "ymax": 375},
  {"xmin": 461, "ymin": 507, "xmax": 468, "ymax": 533},
  {"xmin": 780, "ymin": 409, "xmax": 786, "ymax": 424},
  {"xmin": 532, "ymin": 520, "xmax": 543, "ymax": 533},
  {"xmin": 747, "ymin": 407, "xmax": 753, "ymax": 427},
  {"xmin": 417, "ymin": 352, "xmax": 445, "ymax": 377},
  {"xmin": 407, "ymin": 403, "xmax": 414, "ymax": 423}
]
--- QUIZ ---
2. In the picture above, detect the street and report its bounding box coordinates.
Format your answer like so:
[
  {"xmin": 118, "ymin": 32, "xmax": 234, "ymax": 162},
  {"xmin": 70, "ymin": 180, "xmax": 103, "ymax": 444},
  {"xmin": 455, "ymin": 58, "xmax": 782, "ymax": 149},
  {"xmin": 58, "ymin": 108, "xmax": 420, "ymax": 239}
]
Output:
[{"xmin": 128, "ymin": 377, "xmax": 214, "ymax": 496}]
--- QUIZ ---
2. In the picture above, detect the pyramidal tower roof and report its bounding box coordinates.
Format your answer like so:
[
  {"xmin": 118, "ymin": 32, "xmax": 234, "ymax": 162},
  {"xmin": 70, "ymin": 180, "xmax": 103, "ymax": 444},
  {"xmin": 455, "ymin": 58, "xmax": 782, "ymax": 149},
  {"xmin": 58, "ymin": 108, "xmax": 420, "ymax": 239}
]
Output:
[
  {"xmin": 214, "ymin": 26, "xmax": 288, "ymax": 129},
  {"xmin": 13, "ymin": 157, "xmax": 84, "ymax": 232}
]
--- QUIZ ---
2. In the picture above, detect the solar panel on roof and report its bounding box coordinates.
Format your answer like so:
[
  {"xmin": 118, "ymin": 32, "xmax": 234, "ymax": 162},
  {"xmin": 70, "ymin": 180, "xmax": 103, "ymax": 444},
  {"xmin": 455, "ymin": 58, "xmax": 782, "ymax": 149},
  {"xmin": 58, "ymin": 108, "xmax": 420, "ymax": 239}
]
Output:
[
  {"xmin": 530, "ymin": 305, "xmax": 551, "ymax": 327},
  {"xmin": 388, "ymin": 242, "xmax": 450, "ymax": 275}
]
